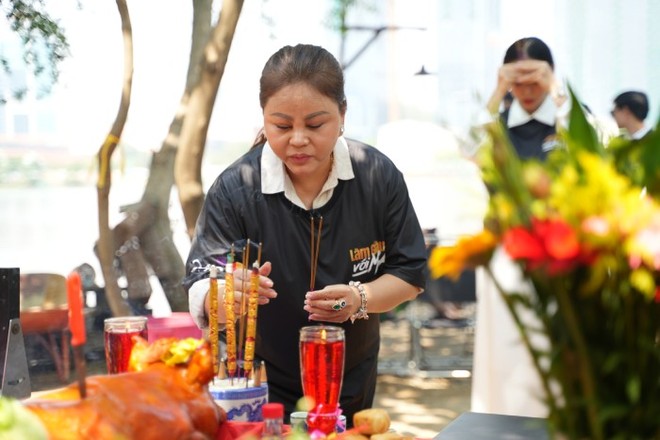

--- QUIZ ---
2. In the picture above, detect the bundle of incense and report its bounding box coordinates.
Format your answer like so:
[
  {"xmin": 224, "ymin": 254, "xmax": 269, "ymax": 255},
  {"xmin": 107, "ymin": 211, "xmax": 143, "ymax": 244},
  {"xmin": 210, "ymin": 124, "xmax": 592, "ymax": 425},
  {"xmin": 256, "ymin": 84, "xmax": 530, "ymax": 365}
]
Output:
[
  {"xmin": 243, "ymin": 263, "xmax": 260, "ymax": 375},
  {"xmin": 224, "ymin": 254, "xmax": 237, "ymax": 378},
  {"xmin": 209, "ymin": 265, "xmax": 219, "ymax": 375}
]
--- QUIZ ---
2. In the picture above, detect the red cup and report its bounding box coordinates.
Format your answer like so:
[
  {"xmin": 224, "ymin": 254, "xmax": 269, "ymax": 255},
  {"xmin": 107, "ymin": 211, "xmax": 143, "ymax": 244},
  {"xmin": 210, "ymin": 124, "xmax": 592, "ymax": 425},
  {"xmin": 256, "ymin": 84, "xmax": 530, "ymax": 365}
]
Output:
[
  {"xmin": 299, "ymin": 325, "xmax": 345, "ymax": 435},
  {"xmin": 104, "ymin": 316, "xmax": 148, "ymax": 374}
]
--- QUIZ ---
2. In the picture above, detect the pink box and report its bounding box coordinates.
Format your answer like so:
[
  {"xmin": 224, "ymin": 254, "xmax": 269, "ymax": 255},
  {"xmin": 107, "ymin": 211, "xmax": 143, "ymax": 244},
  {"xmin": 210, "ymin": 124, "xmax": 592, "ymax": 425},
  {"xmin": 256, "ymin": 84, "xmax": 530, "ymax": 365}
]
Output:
[{"xmin": 147, "ymin": 312, "xmax": 202, "ymax": 342}]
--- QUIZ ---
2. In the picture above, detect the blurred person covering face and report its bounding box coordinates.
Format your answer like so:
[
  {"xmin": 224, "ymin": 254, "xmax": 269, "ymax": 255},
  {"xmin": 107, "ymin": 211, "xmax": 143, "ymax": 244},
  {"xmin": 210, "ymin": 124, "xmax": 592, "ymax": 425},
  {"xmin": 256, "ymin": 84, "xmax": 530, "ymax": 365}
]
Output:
[
  {"xmin": 501, "ymin": 37, "xmax": 556, "ymax": 114},
  {"xmin": 263, "ymin": 82, "xmax": 345, "ymax": 193},
  {"xmin": 509, "ymin": 59, "xmax": 553, "ymax": 114}
]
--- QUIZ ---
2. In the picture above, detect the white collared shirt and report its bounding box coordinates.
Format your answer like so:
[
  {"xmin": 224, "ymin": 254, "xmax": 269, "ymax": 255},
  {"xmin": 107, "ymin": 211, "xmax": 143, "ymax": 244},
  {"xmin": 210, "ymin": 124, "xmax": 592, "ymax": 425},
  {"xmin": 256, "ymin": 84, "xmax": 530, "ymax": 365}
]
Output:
[
  {"xmin": 261, "ymin": 136, "xmax": 355, "ymax": 209},
  {"xmin": 631, "ymin": 124, "xmax": 652, "ymax": 140},
  {"xmin": 507, "ymin": 95, "xmax": 558, "ymax": 128}
]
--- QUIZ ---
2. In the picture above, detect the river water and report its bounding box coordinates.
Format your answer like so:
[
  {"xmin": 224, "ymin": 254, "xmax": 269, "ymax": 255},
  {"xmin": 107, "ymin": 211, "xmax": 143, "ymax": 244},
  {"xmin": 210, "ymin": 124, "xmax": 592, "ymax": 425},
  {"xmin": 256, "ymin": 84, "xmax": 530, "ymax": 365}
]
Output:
[
  {"xmin": 1, "ymin": 185, "xmax": 107, "ymax": 275},
  {"xmin": 0, "ymin": 180, "xmax": 190, "ymax": 315},
  {"xmin": 1, "ymin": 160, "xmax": 487, "ymax": 314}
]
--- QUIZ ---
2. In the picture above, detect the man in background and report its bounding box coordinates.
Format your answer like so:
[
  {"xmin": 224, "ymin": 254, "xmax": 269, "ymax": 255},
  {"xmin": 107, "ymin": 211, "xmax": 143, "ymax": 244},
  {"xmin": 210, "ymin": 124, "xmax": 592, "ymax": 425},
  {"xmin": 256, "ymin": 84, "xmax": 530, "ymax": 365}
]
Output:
[{"xmin": 611, "ymin": 90, "xmax": 652, "ymax": 140}]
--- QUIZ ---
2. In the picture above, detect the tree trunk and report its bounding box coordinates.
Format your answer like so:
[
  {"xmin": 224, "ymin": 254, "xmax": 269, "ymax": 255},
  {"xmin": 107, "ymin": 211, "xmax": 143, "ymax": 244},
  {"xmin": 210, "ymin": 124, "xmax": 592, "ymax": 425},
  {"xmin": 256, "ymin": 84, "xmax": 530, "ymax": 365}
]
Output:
[
  {"xmin": 104, "ymin": 0, "xmax": 215, "ymax": 313},
  {"xmin": 96, "ymin": 0, "xmax": 133, "ymax": 317},
  {"xmin": 176, "ymin": 0, "xmax": 245, "ymax": 238}
]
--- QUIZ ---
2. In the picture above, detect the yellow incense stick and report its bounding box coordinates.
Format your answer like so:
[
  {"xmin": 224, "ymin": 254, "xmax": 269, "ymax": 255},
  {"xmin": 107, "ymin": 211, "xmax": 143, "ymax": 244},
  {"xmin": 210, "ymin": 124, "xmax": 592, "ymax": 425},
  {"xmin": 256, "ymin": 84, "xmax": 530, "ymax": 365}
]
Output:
[
  {"xmin": 244, "ymin": 263, "xmax": 259, "ymax": 373},
  {"xmin": 225, "ymin": 253, "xmax": 237, "ymax": 377},
  {"xmin": 209, "ymin": 265, "xmax": 219, "ymax": 376},
  {"xmin": 237, "ymin": 243, "xmax": 249, "ymax": 375}
]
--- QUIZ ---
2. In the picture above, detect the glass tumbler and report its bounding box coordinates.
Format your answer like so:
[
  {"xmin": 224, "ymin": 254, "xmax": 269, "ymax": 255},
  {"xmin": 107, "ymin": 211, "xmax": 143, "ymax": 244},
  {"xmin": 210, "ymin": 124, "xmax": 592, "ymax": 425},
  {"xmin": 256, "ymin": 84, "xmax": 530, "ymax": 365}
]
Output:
[
  {"xmin": 104, "ymin": 316, "xmax": 148, "ymax": 374},
  {"xmin": 299, "ymin": 325, "xmax": 345, "ymax": 435}
]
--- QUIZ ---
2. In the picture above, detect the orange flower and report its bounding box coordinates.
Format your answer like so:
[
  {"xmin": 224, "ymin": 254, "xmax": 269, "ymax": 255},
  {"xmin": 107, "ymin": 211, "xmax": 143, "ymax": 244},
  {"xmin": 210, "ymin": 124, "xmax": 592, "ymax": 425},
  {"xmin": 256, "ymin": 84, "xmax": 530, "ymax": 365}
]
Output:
[{"xmin": 429, "ymin": 230, "xmax": 497, "ymax": 280}]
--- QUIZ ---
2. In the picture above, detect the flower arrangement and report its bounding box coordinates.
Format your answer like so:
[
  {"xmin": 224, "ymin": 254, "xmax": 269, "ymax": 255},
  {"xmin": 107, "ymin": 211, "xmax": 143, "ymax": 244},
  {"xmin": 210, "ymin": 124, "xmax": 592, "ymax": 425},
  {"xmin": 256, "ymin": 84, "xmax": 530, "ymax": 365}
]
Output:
[{"xmin": 430, "ymin": 88, "xmax": 660, "ymax": 440}]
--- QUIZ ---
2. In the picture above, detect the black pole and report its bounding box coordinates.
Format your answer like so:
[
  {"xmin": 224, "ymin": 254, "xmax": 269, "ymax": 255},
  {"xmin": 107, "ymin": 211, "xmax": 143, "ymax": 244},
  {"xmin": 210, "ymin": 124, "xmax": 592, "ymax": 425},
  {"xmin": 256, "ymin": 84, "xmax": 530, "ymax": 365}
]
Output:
[
  {"xmin": 1, "ymin": 268, "xmax": 31, "ymax": 398},
  {"xmin": 341, "ymin": 25, "xmax": 426, "ymax": 71}
]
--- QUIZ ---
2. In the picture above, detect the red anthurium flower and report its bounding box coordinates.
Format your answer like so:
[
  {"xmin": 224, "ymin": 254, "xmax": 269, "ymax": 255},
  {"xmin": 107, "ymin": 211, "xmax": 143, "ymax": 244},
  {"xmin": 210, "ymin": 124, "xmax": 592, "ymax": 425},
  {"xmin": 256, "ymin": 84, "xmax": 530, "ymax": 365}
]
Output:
[
  {"xmin": 503, "ymin": 227, "xmax": 546, "ymax": 263},
  {"xmin": 535, "ymin": 219, "xmax": 580, "ymax": 261},
  {"xmin": 504, "ymin": 218, "xmax": 585, "ymax": 274}
]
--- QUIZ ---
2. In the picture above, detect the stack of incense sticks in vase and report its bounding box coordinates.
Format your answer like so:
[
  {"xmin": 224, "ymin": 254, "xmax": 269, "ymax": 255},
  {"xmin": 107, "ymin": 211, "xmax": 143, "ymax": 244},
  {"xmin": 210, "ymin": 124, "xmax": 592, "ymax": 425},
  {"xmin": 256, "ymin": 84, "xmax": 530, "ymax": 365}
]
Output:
[{"xmin": 209, "ymin": 241, "xmax": 264, "ymax": 387}]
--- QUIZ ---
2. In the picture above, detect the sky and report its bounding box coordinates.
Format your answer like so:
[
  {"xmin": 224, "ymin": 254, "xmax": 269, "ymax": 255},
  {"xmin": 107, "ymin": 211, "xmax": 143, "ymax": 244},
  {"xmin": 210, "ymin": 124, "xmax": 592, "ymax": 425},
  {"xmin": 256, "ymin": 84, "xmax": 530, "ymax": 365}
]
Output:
[
  {"xmin": 45, "ymin": 0, "xmax": 340, "ymax": 154},
  {"xmin": 6, "ymin": 0, "xmax": 654, "ymax": 154},
  {"xmin": 30, "ymin": 0, "xmax": 563, "ymax": 153}
]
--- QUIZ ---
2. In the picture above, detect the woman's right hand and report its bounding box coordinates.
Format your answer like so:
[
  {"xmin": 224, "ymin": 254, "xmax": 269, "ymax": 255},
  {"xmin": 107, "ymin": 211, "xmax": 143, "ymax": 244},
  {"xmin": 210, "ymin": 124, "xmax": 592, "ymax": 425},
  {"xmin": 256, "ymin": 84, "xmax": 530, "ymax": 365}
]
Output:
[
  {"xmin": 204, "ymin": 261, "xmax": 278, "ymax": 324},
  {"xmin": 230, "ymin": 261, "xmax": 277, "ymax": 307},
  {"xmin": 498, "ymin": 60, "xmax": 554, "ymax": 93}
]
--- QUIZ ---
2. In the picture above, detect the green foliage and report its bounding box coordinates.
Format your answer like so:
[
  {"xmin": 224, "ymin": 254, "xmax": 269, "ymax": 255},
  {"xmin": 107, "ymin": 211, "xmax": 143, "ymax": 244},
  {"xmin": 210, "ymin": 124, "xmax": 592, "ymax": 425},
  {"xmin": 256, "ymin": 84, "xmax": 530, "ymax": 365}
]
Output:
[
  {"xmin": 564, "ymin": 85, "xmax": 603, "ymax": 156},
  {"xmin": 476, "ymin": 93, "xmax": 660, "ymax": 439},
  {"xmin": 0, "ymin": 397, "xmax": 48, "ymax": 440},
  {"xmin": 0, "ymin": 0, "xmax": 70, "ymax": 101},
  {"xmin": 325, "ymin": 0, "xmax": 376, "ymax": 34},
  {"xmin": 608, "ymin": 113, "xmax": 660, "ymax": 194}
]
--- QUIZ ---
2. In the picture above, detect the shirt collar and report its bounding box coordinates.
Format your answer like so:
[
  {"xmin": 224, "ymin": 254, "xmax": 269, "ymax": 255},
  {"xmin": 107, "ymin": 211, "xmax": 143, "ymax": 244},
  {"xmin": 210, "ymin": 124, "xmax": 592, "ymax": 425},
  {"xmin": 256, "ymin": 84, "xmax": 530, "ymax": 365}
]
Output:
[
  {"xmin": 631, "ymin": 124, "xmax": 652, "ymax": 140},
  {"xmin": 507, "ymin": 95, "xmax": 557, "ymax": 128},
  {"xmin": 261, "ymin": 137, "xmax": 355, "ymax": 202}
]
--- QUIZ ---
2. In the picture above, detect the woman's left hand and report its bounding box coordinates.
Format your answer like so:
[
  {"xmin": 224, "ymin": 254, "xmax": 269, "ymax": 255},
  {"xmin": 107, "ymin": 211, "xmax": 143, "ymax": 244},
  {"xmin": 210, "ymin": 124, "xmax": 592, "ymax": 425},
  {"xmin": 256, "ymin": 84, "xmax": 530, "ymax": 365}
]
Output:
[{"xmin": 304, "ymin": 284, "xmax": 358, "ymax": 323}]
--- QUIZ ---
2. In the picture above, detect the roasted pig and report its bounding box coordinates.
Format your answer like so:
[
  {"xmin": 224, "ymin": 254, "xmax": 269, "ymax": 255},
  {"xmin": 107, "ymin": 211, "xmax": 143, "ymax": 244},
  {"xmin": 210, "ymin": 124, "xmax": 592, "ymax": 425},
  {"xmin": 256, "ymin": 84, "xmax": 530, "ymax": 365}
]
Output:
[{"xmin": 25, "ymin": 337, "xmax": 226, "ymax": 440}]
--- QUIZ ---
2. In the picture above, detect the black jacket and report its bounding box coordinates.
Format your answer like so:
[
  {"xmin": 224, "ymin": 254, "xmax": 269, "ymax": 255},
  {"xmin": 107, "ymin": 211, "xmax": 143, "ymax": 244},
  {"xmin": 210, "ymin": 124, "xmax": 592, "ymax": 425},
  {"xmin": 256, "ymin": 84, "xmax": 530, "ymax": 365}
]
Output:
[{"xmin": 184, "ymin": 139, "xmax": 427, "ymax": 422}]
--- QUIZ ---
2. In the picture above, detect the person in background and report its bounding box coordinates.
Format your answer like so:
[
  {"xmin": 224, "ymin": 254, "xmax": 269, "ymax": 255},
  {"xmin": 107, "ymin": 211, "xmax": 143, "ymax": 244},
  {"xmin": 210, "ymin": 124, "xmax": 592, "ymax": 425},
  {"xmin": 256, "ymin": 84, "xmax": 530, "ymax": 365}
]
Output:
[
  {"xmin": 183, "ymin": 44, "xmax": 427, "ymax": 425},
  {"xmin": 472, "ymin": 36, "xmax": 568, "ymax": 419},
  {"xmin": 485, "ymin": 36, "xmax": 567, "ymax": 160},
  {"xmin": 611, "ymin": 90, "xmax": 652, "ymax": 140}
]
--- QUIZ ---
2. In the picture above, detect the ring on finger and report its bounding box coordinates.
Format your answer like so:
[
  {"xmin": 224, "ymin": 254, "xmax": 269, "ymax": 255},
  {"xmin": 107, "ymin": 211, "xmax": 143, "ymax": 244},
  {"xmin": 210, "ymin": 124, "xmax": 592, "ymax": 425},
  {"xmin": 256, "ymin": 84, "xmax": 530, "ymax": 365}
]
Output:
[{"xmin": 332, "ymin": 298, "xmax": 347, "ymax": 311}]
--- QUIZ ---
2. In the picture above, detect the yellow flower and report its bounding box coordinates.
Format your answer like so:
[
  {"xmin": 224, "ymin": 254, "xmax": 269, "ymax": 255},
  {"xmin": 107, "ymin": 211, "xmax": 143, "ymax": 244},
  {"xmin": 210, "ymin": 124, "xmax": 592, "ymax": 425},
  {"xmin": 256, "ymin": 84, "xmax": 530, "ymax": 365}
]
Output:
[{"xmin": 429, "ymin": 230, "xmax": 497, "ymax": 280}]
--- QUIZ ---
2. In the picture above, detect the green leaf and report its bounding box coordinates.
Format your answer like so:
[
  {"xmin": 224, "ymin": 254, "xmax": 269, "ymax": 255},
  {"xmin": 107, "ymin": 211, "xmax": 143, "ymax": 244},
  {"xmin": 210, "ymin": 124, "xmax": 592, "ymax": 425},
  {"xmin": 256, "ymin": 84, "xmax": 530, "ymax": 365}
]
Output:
[
  {"xmin": 638, "ymin": 124, "xmax": 660, "ymax": 194},
  {"xmin": 602, "ymin": 353, "xmax": 624, "ymax": 373},
  {"xmin": 626, "ymin": 375, "xmax": 641, "ymax": 404},
  {"xmin": 565, "ymin": 84, "xmax": 603, "ymax": 156},
  {"xmin": 161, "ymin": 338, "xmax": 204, "ymax": 367}
]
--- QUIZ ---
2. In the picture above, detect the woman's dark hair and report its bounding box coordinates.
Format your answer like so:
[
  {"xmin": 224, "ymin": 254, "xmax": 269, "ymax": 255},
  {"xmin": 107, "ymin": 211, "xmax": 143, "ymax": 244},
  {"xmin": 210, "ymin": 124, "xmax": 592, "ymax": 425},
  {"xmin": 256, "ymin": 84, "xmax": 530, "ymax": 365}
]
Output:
[
  {"xmin": 503, "ymin": 37, "xmax": 554, "ymax": 70},
  {"xmin": 252, "ymin": 44, "xmax": 347, "ymax": 147}
]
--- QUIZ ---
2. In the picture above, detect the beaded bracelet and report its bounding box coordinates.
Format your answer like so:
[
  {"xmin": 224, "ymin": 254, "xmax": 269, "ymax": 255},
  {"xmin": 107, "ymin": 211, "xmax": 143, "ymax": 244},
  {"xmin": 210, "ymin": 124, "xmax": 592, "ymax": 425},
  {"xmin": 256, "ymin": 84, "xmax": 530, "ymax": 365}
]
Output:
[{"xmin": 348, "ymin": 280, "xmax": 369, "ymax": 324}]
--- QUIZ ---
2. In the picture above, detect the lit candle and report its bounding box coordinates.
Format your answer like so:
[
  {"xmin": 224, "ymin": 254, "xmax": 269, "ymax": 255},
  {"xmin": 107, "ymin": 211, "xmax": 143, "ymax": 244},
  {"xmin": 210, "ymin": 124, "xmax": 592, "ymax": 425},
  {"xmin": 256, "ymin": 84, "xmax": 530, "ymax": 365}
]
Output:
[
  {"xmin": 67, "ymin": 271, "xmax": 86, "ymax": 346},
  {"xmin": 67, "ymin": 270, "xmax": 87, "ymax": 398}
]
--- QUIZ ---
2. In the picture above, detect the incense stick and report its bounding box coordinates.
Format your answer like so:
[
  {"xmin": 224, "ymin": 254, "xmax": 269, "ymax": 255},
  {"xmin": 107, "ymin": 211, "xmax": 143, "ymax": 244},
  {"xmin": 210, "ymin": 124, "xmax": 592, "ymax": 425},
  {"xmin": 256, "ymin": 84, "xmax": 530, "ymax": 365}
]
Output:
[
  {"xmin": 310, "ymin": 215, "xmax": 323, "ymax": 290},
  {"xmin": 222, "ymin": 240, "xmax": 265, "ymax": 387},
  {"xmin": 209, "ymin": 265, "xmax": 219, "ymax": 376},
  {"xmin": 225, "ymin": 250, "xmax": 237, "ymax": 379},
  {"xmin": 237, "ymin": 243, "xmax": 249, "ymax": 376},
  {"xmin": 244, "ymin": 243, "xmax": 262, "ymax": 378}
]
